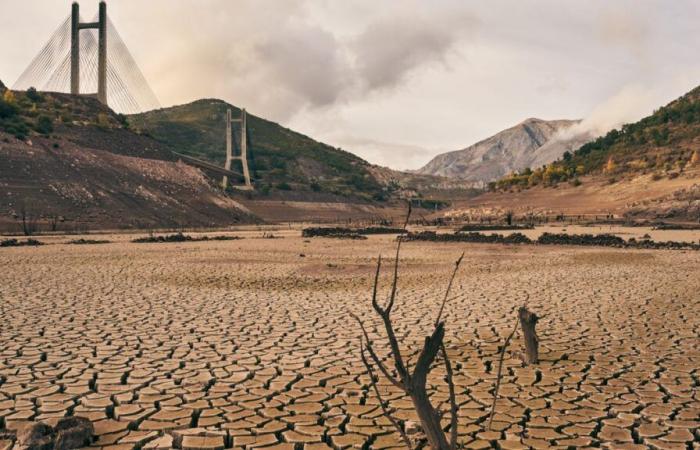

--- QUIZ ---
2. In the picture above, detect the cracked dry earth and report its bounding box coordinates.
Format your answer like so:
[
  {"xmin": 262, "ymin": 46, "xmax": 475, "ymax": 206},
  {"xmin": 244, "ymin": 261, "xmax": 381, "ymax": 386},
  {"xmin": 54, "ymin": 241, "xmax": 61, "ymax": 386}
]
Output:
[{"xmin": 0, "ymin": 233, "xmax": 699, "ymax": 450}]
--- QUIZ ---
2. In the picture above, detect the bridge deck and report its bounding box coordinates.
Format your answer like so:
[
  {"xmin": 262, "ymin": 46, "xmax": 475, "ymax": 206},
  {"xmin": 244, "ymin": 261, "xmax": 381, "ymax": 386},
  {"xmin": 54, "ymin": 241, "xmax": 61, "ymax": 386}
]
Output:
[{"xmin": 173, "ymin": 152, "xmax": 243, "ymax": 178}]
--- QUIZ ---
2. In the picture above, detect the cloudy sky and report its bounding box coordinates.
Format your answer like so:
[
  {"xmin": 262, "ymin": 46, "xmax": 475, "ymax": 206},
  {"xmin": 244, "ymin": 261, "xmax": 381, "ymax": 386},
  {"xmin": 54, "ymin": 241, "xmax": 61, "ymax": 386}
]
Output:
[{"xmin": 2, "ymin": 1, "xmax": 700, "ymax": 170}]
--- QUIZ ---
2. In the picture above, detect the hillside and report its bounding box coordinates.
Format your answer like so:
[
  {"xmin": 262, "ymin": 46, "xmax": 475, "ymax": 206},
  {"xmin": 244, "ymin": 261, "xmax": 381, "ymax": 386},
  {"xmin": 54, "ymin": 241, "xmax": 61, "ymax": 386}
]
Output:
[
  {"xmin": 129, "ymin": 100, "xmax": 391, "ymax": 200},
  {"xmin": 416, "ymin": 118, "xmax": 588, "ymax": 185},
  {"xmin": 451, "ymin": 85, "xmax": 700, "ymax": 222},
  {"xmin": 495, "ymin": 85, "xmax": 700, "ymax": 190},
  {"xmin": 0, "ymin": 83, "xmax": 255, "ymax": 230}
]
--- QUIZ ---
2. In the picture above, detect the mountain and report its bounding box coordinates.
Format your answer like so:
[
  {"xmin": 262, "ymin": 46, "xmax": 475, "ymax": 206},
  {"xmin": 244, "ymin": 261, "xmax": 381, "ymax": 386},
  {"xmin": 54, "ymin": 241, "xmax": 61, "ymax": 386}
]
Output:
[
  {"xmin": 128, "ymin": 100, "xmax": 390, "ymax": 200},
  {"xmin": 496, "ymin": 85, "xmax": 700, "ymax": 190},
  {"xmin": 450, "ymin": 84, "xmax": 700, "ymax": 222},
  {"xmin": 0, "ymin": 85, "xmax": 255, "ymax": 230},
  {"xmin": 416, "ymin": 118, "xmax": 588, "ymax": 185}
]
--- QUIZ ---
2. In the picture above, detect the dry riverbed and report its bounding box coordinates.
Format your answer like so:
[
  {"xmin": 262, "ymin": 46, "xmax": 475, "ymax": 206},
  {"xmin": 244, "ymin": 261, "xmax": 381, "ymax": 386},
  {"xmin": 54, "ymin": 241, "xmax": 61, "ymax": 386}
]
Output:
[{"xmin": 0, "ymin": 234, "xmax": 698, "ymax": 449}]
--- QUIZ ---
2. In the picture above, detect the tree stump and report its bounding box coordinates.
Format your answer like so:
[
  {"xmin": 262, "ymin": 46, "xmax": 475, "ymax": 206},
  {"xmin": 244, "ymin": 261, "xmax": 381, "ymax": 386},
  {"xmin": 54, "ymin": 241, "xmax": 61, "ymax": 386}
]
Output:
[{"xmin": 518, "ymin": 306, "xmax": 539, "ymax": 364}]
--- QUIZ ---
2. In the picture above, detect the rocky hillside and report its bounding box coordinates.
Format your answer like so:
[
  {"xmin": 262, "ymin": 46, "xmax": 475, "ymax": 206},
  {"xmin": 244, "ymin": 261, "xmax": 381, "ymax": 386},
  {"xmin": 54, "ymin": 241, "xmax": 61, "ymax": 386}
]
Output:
[
  {"xmin": 416, "ymin": 118, "xmax": 587, "ymax": 185},
  {"xmin": 495, "ymin": 84, "xmax": 700, "ymax": 190},
  {"xmin": 0, "ymin": 83, "xmax": 254, "ymax": 230},
  {"xmin": 129, "ymin": 100, "xmax": 391, "ymax": 200}
]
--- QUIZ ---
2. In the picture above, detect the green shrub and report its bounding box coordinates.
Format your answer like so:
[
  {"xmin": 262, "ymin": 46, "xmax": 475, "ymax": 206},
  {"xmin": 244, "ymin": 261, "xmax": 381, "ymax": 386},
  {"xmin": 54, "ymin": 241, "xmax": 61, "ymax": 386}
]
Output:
[
  {"xmin": 26, "ymin": 87, "xmax": 43, "ymax": 103},
  {"xmin": 35, "ymin": 115, "xmax": 53, "ymax": 135},
  {"xmin": 275, "ymin": 182, "xmax": 292, "ymax": 191},
  {"xmin": 0, "ymin": 99, "xmax": 18, "ymax": 119}
]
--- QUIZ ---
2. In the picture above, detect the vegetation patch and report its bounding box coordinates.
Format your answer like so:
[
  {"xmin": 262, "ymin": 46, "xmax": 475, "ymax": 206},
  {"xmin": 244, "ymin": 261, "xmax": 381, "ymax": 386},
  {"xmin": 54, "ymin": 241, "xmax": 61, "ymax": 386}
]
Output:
[{"xmin": 492, "ymin": 85, "xmax": 700, "ymax": 190}]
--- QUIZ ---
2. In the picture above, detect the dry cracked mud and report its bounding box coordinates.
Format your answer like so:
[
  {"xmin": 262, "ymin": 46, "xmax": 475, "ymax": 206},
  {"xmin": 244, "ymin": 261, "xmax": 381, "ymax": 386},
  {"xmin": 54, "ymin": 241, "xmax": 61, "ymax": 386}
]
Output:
[{"xmin": 0, "ymin": 233, "xmax": 698, "ymax": 449}]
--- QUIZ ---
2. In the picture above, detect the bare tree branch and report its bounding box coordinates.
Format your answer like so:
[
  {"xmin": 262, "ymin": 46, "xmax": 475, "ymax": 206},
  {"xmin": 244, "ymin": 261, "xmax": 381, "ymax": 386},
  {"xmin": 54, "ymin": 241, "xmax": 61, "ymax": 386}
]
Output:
[
  {"xmin": 441, "ymin": 343, "xmax": 458, "ymax": 449},
  {"xmin": 360, "ymin": 341, "xmax": 413, "ymax": 450},
  {"xmin": 487, "ymin": 315, "xmax": 519, "ymax": 430},
  {"xmin": 350, "ymin": 312, "xmax": 404, "ymax": 390},
  {"xmin": 371, "ymin": 255, "xmax": 383, "ymax": 312},
  {"xmin": 435, "ymin": 252, "xmax": 465, "ymax": 326}
]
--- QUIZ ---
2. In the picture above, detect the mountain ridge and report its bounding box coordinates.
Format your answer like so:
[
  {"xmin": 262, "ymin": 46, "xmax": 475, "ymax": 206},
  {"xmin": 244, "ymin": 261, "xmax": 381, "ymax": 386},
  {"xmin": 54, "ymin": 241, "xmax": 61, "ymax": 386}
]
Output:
[{"xmin": 416, "ymin": 117, "xmax": 589, "ymax": 185}]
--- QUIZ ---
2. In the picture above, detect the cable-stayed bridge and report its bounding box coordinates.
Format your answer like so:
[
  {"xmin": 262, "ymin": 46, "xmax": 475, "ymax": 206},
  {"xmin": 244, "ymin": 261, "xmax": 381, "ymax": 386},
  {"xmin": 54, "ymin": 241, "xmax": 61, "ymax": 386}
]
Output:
[{"xmin": 13, "ymin": 2, "xmax": 159, "ymax": 114}]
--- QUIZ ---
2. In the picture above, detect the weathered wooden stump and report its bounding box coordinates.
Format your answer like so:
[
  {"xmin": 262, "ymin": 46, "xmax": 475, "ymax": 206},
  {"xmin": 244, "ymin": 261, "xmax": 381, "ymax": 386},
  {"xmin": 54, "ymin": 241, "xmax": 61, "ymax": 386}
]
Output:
[{"xmin": 518, "ymin": 306, "xmax": 539, "ymax": 364}]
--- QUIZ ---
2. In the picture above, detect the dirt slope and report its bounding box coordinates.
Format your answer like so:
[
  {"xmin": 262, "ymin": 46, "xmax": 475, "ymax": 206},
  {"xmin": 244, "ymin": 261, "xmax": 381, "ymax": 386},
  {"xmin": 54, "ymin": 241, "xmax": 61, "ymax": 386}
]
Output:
[
  {"xmin": 444, "ymin": 167, "xmax": 700, "ymax": 221},
  {"xmin": 0, "ymin": 132, "xmax": 255, "ymax": 231}
]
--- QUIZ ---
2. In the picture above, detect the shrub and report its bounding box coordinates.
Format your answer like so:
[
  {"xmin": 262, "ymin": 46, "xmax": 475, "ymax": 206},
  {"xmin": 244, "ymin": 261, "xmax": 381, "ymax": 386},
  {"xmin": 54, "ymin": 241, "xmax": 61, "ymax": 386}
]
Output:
[
  {"xmin": 26, "ymin": 87, "xmax": 43, "ymax": 103},
  {"xmin": 35, "ymin": 115, "xmax": 53, "ymax": 135},
  {"xmin": 275, "ymin": 182, "xmax": 292, "ymax": 191},
  {"xmin": 96, "ymin": 113, "xmax": 110, "ymax": 128},
  {"xmin": 0, "ymin": 98, "xmax": 18, "ymax": 118}
]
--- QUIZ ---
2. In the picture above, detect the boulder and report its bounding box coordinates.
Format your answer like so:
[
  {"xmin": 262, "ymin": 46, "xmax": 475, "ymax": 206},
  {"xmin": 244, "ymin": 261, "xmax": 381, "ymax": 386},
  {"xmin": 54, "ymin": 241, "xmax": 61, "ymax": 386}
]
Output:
[
  {"xmin": 54, "ymin": 417, "xmax": 94, "ymax": 450},
  {"xmin": 17, "ymin": 422, "xmax": 54, "ymax": 450}
]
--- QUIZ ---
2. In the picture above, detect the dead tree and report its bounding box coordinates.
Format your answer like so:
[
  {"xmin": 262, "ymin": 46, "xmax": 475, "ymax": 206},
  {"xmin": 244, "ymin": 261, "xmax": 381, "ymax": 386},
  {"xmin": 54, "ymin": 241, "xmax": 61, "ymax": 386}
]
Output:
[
  {"xmin": 351, "ymin": 205, "xmax": 463, "ymax": 450},
  {"xmin": 518, "ymin": 306, "xmax": 539, "ymax": 364},
  {"xmin": 488, "ymin": 304, "xmax": 540, "ymax": 429},
  {"xmin": 48, "ymin": 214, "xmax": 61, "ymax": 232},
  {"xmin": 16, "ymin": 202, "xmax": 38, "ymax": 236}
]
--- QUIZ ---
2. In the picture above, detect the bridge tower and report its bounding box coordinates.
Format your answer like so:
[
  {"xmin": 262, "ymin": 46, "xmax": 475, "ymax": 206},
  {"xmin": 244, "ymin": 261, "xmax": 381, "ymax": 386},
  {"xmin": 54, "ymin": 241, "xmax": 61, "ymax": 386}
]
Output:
[
  {"xmin": 222, "ymin": 108, "xmax": 253, "ymax": 190},
  {"xmin": 71, "ymin": 1, "xmax": 107, "ymax": 105}
]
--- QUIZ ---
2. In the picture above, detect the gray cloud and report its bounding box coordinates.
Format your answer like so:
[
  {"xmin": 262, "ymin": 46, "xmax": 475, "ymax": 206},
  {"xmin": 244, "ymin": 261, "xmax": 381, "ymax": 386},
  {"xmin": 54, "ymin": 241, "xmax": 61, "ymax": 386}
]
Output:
[
  {"xmin": 2, "ymin": 0, "xmax": 699, "ymax": 170},
  {"xmin": 353, "ymin": 8, "xmax": 478, "ymax": 92}
]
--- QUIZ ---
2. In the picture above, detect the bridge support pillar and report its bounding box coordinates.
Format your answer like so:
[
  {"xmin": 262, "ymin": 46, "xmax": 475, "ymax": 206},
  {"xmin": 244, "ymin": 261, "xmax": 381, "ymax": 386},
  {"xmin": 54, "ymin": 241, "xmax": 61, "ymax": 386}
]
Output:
[
  {"xmin": 70, "ymin": 3, "xmax": 80, "ymax": 95},
  {"xmin": 221, "ymin": 108, "xmax": 253, "ymax": 190},
  {"xmin": 70, "ymin": 1, "xmax": 108, "ymax": 106},
  {"xmin": 97, "ymin": 1, "xmax": 107, "ymax": 104}
]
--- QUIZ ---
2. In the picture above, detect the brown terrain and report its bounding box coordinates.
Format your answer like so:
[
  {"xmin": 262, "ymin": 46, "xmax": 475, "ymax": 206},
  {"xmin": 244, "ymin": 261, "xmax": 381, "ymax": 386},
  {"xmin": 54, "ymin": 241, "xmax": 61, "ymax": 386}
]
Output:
[
  {"xmin": 444, "ymin": 167, "xmax": 700, "ymax": 222},
  {"xmin": 1, "ymin": 231, "xmax": 699, "ymax": 449},
  {"xmin": 0, "ymin": 131, "xmax": 255, "ymax": 231}
]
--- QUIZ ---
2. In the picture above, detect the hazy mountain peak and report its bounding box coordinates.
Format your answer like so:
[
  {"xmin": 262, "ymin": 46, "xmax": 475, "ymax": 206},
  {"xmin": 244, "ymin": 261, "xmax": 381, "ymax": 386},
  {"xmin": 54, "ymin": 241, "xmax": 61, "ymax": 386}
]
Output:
[{"xmin": 416, "ymin": 118, "xmax": 589, "ymax": 184}]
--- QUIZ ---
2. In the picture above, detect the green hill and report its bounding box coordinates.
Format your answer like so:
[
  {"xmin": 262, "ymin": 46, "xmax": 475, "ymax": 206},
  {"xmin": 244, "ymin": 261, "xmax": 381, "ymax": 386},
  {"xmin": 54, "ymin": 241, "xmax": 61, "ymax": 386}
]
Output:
[
  {"xmin": 129, "ymin": 99, "xmax": 385, "ymax": 199},
  {"xmin": 494, "ymin": 85, "xmax": 700, "ymax": 189}
]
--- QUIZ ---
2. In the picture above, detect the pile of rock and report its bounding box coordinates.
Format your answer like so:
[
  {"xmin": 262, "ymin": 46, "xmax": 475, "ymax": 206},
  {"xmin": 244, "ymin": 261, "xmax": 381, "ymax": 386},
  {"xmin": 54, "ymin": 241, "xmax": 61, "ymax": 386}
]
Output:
[
  {"xmin": 458, "ymin": 223, "xmax": 534, "ymax": 232},
  {"xmin": 302, "ymin": 226, "xmax": 403, "ymax": 238},
  {"xmin": 403, "ymin": 231, "xmax": 700, "ymax": 250},
  {"xmin": 1, "ymin": 417, "xmax": 93, "ymax": 450},
  {"xmin": 132, "ymin": 233, "xmax": 240, "ymax": 243},
  {"xmin": 301, "ymin": 226, "xmax": 404, "ymax": 239},
  {"xmin": 403, "ymin": 231, "xmax": 532, "ymax": 244},
  {"xmin": 537, "ymin": 232, "xmax": 627, "ymax": 247},
  {"xmin": 68, "ymin": 238, "xmax": 111, "ymax": 245},
  {"xmin": 0, "ymin": 238, "xmax": 43, "ymax": 247}
]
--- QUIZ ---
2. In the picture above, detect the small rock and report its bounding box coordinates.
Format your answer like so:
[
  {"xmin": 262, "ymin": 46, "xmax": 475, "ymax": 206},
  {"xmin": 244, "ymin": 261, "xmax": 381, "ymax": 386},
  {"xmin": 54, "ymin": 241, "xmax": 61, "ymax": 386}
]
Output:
[{"xmin": 405, "ymin": 421, "xmax": 420, "ymax": 435}]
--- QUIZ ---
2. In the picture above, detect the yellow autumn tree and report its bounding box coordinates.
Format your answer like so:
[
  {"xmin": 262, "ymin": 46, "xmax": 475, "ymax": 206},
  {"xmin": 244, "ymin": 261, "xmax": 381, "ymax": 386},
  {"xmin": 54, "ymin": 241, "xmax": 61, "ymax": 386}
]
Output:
[
  {"xmin": 690, "ymin": 149, "xmax": 700, "ymax": 166},
  {"xmin": 3, "ymin": 89, "xmax": 15, "ymax": 104},
  {"xmin": 604, "ymin": 157, "xmax": 617, "ymax": 173}
]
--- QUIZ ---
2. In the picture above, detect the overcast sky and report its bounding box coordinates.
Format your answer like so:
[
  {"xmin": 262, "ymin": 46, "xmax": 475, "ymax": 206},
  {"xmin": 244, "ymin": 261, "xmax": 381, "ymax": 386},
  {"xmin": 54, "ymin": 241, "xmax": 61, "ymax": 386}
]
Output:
[{"xmin": 2, "ymin": 0, "xmax": 699, "ymax": 170}]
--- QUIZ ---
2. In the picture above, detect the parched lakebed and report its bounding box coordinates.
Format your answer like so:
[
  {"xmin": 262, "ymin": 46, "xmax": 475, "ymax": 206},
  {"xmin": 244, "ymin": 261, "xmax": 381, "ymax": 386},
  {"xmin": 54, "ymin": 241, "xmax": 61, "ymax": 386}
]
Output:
[{"xmin": 1, "ymin": 232, "xmax": 698, "ymax": 449}]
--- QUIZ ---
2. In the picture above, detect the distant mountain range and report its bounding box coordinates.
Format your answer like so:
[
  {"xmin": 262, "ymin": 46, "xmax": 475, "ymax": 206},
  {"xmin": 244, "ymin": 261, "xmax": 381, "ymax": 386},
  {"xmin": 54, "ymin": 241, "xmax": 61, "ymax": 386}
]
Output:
[{"xmin": 416, "ymin": 118, "xmax": 593, "ymax": 185}]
